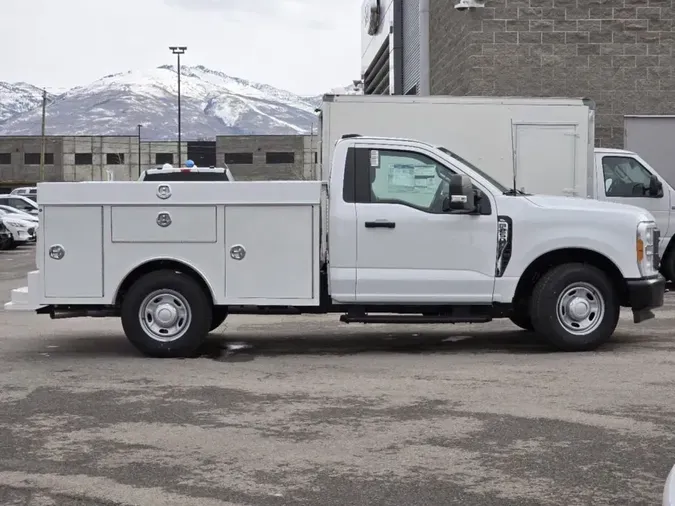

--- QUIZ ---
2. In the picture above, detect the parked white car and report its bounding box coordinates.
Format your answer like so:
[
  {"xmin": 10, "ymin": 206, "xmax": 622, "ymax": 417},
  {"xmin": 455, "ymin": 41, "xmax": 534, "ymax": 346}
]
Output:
[
  {"xmin": 0, "ymin": 210, "xmax": 37, "ymax": 247},
  {"xmin": 665, "ymin": 464, "xmax": 675, "ymax": 505},
  {"xmin": 10, "ymin": 186, "xmax": 37, "ymax": 201},
  {"xmin": 0, "ymin": 205, "xmax": 39, "ymax": 221},
  {"xmin": 0, "ymin": 194, "xmax": 38, "ymax": 216}
]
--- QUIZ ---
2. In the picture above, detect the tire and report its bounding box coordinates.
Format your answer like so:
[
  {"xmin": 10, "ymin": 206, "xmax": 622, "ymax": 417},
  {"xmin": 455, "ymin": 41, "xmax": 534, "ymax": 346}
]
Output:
[
  {"xmin": 509, "ymin": 296, "xmax": 533, "ymax": 331},
  {"xmin": 121, "ymin": 269, "xmax": 212, "ymax": 358},
  {"xmin": 529, "ymin": 263, "xmax": 619, "ymax": 352},
  {"xmin": 660, "ymin": 248, "xmax": 675, "ymax": 283},
  {"xmin": 210, "ymin": 307, "xmax": 228, "ymax": 332},
  {"xmin": 509, "ymin": 312, "xmax": 533, "ymax": 331}
]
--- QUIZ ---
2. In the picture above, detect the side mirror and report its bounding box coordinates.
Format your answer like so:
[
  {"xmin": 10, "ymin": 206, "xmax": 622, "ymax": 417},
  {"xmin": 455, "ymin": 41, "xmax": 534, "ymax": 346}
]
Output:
[
  {"xmin": 649, "ymin": 175, "xmax": 663, "ymax": 197},
  {"xmin": 442, "ymin": 174, "xmax": 475, "ymax": 212}
]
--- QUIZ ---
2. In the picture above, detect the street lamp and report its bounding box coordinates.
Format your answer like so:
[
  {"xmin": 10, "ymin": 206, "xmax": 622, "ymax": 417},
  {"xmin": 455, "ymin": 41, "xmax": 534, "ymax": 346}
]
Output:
[{"xmin": 169, "ymin": 46, "xmax": 187, "ymax": 166}]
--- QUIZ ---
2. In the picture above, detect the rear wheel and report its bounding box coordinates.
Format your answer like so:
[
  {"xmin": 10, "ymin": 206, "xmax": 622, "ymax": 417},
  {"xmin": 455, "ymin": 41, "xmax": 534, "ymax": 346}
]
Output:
[
  {"xmin": 530, "ymin": 263, "xmax": 619, "ymax": 352},
  {"xmin": 121, "ymin": 270, "xmax": 212, "ymax": 358}
]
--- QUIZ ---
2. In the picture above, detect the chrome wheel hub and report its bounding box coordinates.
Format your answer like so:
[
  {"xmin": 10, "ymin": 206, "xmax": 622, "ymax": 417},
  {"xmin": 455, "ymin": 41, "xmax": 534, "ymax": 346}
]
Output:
[
  {"xmin": 139, "ymin": 289, "xmax": 192, "ymax": 342},
  {"xmin": 556, "ymin": 282, "xmax": 605, "ymax": 336}
]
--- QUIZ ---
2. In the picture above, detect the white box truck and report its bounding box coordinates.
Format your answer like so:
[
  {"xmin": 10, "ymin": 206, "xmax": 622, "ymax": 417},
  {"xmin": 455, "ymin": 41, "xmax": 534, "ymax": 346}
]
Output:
[
  {"xmin": 319, "ymin": 95, "xmax": 675, "ymax": 281},
  {"xmin": 4, "ymin": 130, "xmax": 665, "ymax": 358}
]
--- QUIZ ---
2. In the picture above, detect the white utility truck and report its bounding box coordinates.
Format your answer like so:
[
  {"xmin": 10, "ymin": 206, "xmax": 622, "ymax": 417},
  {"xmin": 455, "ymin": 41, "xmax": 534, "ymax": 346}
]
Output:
[
  {"xmin": 319, "ymin": 95, "xmax": 675, "ymax": 281},
  {"xmin": 4, "ymin": 132, "xmax": 665, "ymax": 358}
]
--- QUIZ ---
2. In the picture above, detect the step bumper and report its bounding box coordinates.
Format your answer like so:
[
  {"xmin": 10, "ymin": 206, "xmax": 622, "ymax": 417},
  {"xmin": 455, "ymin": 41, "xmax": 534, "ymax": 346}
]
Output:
[{"xmin": 3, "ymin": 271, "xmax": 45, "ymax": 312}]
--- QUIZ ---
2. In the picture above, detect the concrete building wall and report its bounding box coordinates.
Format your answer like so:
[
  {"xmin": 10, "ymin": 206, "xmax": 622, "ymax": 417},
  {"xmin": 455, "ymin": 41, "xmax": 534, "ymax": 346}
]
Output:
[
  {"xmin": 62, "ymin": 136, "xmax": 140, "ymax": 182},
  {"xmin": 140, "ymin": 141, "xmax": 188, "ymax": 174},
  {"xmin": 0, "ymin": 135, "xmax": 317, "ymax": 185},
  {"xmin": 216, "ymin": 135, "xmax": 315, "ymax": 180},
  {"xmin": 0, "ymin": 136, "xmax": 63, "ymax": 183},
  {"xmin": 0, "ymin": 136, "xmax": 188, "ymax": 183},
  {"xmin": 427, "ymin": 0, "xmax": 675, "ymax": 148}
]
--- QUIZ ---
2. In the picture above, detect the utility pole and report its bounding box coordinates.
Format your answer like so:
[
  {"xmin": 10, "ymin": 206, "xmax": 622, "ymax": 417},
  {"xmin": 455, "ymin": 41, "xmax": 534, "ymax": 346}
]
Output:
[
  {"xmin": 137, "ymin": 124, "xmax": 142, "ymax": 175},
  {"xmin": 169, "ymin": 46, "xmax": 187, "ymax": 166},
  {"xmin": 39, "ymin": 89, "xmax": 47, "ymax": 181}
]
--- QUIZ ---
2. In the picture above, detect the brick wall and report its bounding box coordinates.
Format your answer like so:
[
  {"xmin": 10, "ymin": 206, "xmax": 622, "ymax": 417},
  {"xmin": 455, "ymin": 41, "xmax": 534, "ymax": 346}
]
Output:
[{"xmin": 429, "ymin": 0, "xmax": 675, "ymax": 148}]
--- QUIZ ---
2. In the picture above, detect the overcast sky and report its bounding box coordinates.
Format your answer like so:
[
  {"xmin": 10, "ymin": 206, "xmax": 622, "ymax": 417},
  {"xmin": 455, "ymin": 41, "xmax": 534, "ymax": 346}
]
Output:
[{"xmin": 1, "ymin": 0, "xmax": 363, "ymax": 96}]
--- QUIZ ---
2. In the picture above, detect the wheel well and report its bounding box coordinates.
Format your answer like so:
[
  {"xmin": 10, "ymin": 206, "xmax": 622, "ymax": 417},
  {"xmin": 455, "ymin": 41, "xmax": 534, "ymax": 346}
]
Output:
[
  {"xmin": 114, "ymin": 259, "xmax": 215, "ymax": 308},
  {"xmin": 661, "ymin": 235, "xmax": 675, "ymax": 266},
  {"xmin": 513, "ymin": 249, "xmax": 628, "ymax": 307}
]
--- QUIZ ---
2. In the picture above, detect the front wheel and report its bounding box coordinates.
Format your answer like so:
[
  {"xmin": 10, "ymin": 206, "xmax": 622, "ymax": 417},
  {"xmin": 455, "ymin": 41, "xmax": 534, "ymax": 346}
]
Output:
[
  {"xmin": 530, "ymin": 263, "xmax": 619, "ymax": 352},
  {"xmin": 121, "ymin": 270, "xmax": 212, "ymax": 358},
  {"xmin": 509, "ymin": 299, "xmax": 533, "ymax": 331}
]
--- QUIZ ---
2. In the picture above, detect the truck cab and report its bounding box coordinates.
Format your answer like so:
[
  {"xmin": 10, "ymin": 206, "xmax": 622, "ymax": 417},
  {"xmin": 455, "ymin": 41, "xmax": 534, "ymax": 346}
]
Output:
[{"xmin": 593, "ymin": 148, "xmax": 675, "ymax": 278}]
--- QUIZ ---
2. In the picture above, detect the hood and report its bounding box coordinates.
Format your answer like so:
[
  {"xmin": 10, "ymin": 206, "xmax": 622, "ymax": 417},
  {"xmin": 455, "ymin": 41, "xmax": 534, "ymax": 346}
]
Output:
[
  {"xmin": 0, "ymin": 215, "xmax": 36, "ymax": 227},
  {"xmin": 525, "ymin": 195, "xmax": 655, "ymax": 221}
]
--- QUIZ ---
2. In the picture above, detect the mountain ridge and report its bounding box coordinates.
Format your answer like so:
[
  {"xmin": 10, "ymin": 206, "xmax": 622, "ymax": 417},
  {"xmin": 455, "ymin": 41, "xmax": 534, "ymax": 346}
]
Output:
[{"xmin": 0, "ymin": 66, "xmax": 359, "ymax": 140}]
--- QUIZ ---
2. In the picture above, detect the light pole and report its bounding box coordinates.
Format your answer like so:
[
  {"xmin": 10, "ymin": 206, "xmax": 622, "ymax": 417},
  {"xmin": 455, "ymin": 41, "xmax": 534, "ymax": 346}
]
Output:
[
  {"xmin": 169, "ymin": 46, "xmax": 187, "ymax": 166},
  {"xmin": 137, "ymin": 124, "xmax": 142, "ymax": 175}
]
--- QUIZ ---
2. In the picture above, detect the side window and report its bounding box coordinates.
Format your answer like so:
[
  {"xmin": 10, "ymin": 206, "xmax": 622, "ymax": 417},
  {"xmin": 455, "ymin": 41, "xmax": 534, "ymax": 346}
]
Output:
[
  {"xmin": 9, "ymin": 199, "xmax": 32, "ymax": 212},
  {"xmin": 367, "ymin": 149, "xmax": 454, "ymax": 213},
  {"xmin": 603, "ymin": 156, "xmax": 659, "ymax": 198}
]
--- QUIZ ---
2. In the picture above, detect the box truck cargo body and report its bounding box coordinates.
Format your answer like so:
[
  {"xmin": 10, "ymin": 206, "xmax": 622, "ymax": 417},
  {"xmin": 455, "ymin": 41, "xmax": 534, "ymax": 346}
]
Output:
[{"xmin": 319, "ymin": 95, "xmax": 596, "ymax": 198}]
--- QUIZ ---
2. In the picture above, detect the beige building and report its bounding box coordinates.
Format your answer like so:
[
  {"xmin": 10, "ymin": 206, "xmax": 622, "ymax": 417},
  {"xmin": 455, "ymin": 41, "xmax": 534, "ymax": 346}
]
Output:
[{"xmin": 0, "ymin": 134, "xmax": 319, "ymax": 190}]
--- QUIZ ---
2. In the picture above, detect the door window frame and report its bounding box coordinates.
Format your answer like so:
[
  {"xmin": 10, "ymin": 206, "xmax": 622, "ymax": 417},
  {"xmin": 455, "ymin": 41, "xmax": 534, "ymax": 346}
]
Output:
[
  {"xmin": 602, "ymin": 155, "xmax": 663, "ymax": 199},
  {"xmin": 350, "ymin": 143, "xmax": 493, "ymax": 215}
]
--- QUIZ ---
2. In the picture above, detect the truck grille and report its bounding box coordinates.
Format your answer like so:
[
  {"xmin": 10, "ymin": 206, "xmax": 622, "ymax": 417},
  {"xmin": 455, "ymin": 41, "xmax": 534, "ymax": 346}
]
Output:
[{"xmin": 653, "ymin": 229, "xmax": 661, "ymax": 270}]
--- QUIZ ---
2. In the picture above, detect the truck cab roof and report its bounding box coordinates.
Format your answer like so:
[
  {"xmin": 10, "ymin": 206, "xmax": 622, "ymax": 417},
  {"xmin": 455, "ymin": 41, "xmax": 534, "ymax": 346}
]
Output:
[
  {"xmin": 594, "ymin": 147, "xmax": 636, "ymax": 156},
  {"xmin": 138, "ymin": 165, "xmax": 235, "ymax": 182}
]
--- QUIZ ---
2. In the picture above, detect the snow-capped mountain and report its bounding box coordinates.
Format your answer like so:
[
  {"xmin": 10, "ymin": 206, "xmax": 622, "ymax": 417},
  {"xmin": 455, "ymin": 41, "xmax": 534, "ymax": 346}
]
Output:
[
  {"xmin": 0, "ymin": 66, "xmax": 346, "ymax": 140},
  {"xmin": 0, "ymin": 82, "xmax": 56, "ymax": 123}
]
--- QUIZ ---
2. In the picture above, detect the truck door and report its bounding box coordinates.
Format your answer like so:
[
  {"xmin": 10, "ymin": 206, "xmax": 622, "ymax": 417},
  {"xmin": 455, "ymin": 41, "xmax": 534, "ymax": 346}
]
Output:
[
  {"xmin": 351, "ymin": 142, "xmax": 497, "ymax": 304},
  {"xmin": 596, "ymin": 152, "xmax": 671, "ymax": 245}
]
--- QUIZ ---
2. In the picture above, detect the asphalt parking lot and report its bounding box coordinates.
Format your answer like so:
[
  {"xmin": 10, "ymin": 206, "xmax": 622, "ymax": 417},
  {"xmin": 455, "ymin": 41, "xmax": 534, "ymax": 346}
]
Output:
[{"xmin": 1, "ymin": 244, "xmax": 675, "ymax": 505}]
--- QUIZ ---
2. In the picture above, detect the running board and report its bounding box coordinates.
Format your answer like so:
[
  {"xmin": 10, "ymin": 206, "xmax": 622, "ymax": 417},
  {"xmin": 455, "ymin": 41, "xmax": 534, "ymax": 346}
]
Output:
[{"xmin": 340, "ymin": 314, "xmax": 492, "ymax": 324}]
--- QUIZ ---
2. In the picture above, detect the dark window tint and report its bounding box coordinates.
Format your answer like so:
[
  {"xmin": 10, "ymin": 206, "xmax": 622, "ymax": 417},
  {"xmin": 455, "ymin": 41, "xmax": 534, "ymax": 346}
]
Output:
[
  {"xmin": 75, "ymin": 153, "xmax": 93, "ymax": 165},
  {"xmin": 106, "ymin": 153, "xmax": 125, "ymax": 165},
  {"xmin": 143, "ymin": 172, "xmax": 230, "ymax": 181},
  {"xmin": 8, "ymin": 198, "xmax": 35, "ymax": 211},
  {"xmin": 603, "ymin": 156, "xmax": 658, "ymax": 198},
  {"xmin": 266, "ymin": 152, "xmax": 295, "ymax": 164},
  {"xmin": 155, "ymin": 153, "xmax": 174, "ymax": 165},
  {"xmin": 24, "ymin": 153, "xmax": 54, "ymax": 164},
  {"xmin": 0, "ymin": 153, "xmax": 10, "ymax": 165},
  {"xmin": 224, "ymin": 152, "xmax": 253, "ymax": 165}
]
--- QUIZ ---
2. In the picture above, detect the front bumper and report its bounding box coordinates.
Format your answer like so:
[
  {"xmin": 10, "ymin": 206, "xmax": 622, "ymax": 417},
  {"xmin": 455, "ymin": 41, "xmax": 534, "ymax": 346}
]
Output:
[{"xmin": 626, "ymin": 274, "xmax": 666, "ymax": 323}]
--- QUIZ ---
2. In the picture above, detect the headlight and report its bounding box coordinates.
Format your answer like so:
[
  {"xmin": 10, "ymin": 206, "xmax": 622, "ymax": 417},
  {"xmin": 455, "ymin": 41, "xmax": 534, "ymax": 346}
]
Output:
[
  {"xmin": 5, "ymin": 221, "xmax": 23, "ymax": 228},
  {"xmin": 637, "ymin": 221, "xmax": 659, "ymax": 277}
]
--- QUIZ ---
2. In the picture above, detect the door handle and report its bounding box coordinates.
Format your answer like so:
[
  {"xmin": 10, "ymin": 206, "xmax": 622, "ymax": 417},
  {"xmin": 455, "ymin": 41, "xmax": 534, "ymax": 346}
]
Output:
[{"xmin": 365, "ymin": 220, "xmax": 396, "ymax": 229}]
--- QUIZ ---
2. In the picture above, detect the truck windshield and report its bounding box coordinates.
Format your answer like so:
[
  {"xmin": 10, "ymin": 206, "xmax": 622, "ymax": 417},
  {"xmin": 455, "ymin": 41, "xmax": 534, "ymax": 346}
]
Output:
[{"xmin": 437, "ymin": 147, "xmax": 510, "ymax": 193}]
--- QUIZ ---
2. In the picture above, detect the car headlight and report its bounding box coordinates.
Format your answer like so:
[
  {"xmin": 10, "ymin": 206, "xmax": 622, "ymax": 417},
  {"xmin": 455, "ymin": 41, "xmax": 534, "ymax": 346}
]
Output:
[
  {"xmin": 5, "ymin": 221, "xmax": 24, "ymax": 228},
  {"xmin": 637, "ymin": 221, "xmax": 659, "ymax": 277}
]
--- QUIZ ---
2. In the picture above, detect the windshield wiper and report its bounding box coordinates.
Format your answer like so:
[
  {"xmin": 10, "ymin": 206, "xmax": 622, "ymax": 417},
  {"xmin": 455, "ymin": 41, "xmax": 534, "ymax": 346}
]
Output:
[{"xmin": 503, "ymin": 189, "xmax": 529, "ymax": 196}]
